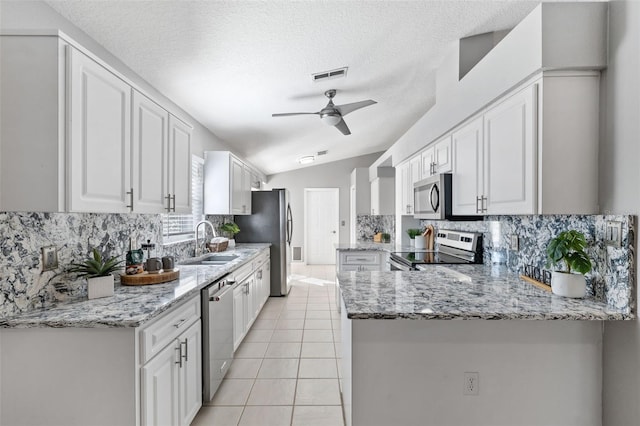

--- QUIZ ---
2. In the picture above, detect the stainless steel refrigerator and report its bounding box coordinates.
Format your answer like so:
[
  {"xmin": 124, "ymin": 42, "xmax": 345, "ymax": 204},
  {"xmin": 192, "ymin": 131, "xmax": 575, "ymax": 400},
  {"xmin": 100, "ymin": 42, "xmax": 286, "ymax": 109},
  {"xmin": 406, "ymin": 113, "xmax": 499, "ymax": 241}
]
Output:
[{"xmin": 234, "ymin": 189, "xmax": 292, "ymax": 296}]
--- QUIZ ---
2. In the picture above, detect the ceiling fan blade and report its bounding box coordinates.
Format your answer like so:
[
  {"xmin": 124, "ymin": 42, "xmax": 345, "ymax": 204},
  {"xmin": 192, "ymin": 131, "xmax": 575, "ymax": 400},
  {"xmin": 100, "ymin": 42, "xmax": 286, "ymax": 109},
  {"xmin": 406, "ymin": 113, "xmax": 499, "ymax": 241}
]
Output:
[
  {"xmin": 334, "ymin": 118, "xmax": 351, "ymax": 136},
  {"xmin": 335, "ymin": 100, "xmax": 377, "ymax": 116},
  {"xmin": 272, "ymin": 112, "xmax": 320, "ymax": 117}
]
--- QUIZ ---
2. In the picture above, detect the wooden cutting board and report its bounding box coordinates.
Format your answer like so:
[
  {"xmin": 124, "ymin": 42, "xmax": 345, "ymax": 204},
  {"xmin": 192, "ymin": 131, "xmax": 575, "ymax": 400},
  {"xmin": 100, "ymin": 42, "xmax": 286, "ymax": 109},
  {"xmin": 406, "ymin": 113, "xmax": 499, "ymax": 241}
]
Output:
[{"xmin": 120, "ymin": 269, "xmax": 180, "ymax": 286}]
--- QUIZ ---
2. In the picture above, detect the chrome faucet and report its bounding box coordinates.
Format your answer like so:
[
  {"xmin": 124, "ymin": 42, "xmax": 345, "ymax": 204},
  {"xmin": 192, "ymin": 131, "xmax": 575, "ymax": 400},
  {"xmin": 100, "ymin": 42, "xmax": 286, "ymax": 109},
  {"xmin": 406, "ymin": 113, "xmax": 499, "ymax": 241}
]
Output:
[{"xmin": 195, "ymin": 220, "xmax": 217, "ymax": 257}]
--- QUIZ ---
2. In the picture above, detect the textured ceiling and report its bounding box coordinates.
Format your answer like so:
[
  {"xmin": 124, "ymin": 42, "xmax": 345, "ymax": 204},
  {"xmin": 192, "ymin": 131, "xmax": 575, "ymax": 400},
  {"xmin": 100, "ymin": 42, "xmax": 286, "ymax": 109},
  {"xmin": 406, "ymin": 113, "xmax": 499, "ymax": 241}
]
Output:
[{"xmin": 45, "ymin": 0, "xmax": 542, "ymax": 175}]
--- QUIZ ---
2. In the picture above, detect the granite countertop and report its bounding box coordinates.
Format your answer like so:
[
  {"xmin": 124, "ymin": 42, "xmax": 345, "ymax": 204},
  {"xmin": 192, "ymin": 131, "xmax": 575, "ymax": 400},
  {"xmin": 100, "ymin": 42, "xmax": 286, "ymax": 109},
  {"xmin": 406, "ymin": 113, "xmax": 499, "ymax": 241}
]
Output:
[
  {"xmin": 0, "ymin": 244, "xmax": 270, "ymax": 329},
  {"xmin": 338, "ymin": 264, "xmax": 633, "ymax": 320}
]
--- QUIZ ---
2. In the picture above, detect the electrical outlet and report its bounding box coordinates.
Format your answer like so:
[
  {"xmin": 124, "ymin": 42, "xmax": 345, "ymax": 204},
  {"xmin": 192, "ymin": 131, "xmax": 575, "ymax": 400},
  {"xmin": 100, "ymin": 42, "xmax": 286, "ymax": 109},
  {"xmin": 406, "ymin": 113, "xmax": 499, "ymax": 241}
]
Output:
[
  {"xmin": 464, "ymin": 372, "xmax": 479, "ymax": 396},
  {"xmin": 510, "ymin": 235, "xmax": 519, "ymax": 251},
  {"xmin": 41, "ymin": 246, "xmax": 58, "ymax": 272},
  {"xmin": 605, "ymin": 221, "xmax": 622, "ymax": 248}
]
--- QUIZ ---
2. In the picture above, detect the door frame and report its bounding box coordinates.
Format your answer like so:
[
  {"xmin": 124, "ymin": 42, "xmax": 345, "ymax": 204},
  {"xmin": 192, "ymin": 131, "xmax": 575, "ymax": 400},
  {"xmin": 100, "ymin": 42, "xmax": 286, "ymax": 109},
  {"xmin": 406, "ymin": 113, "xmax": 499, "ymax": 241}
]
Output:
[{"xmin": 303, "ymin": 188, "xmax": 340, "ymax": 265}]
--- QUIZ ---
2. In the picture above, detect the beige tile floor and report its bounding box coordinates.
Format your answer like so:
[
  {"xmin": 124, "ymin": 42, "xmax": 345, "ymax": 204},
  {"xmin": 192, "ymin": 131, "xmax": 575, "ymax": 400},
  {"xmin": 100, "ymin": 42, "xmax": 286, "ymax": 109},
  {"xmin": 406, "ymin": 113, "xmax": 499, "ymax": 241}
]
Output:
[{"xmin": 192, "ymin": 264, "xmax": 344, "ymax": 426}]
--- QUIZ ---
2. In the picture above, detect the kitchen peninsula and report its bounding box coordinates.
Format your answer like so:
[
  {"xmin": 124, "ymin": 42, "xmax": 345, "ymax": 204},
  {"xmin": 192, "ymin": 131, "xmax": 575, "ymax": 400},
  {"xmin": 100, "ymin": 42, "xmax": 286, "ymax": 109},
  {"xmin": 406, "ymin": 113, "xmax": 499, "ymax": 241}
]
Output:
[{"xmin": 338, "ymin": 266, "xmax": 632, "ymax": 426}]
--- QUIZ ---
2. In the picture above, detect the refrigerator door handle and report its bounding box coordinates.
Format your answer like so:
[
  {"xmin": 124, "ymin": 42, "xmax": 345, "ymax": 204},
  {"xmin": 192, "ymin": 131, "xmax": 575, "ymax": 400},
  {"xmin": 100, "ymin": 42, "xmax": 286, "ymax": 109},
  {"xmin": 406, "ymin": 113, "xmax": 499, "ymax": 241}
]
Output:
[{"xmin": 286, "ymin": 203, "xmax": 293, "ymax": 246}]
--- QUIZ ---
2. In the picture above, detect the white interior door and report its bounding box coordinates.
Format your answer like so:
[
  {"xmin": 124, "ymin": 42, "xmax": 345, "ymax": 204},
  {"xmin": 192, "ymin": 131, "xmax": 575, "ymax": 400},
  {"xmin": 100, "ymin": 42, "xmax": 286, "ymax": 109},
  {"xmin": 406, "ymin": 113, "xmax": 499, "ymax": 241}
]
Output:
[{"xmin": 304, "ymin": 188, "xmax": 339, "ymax": 264}]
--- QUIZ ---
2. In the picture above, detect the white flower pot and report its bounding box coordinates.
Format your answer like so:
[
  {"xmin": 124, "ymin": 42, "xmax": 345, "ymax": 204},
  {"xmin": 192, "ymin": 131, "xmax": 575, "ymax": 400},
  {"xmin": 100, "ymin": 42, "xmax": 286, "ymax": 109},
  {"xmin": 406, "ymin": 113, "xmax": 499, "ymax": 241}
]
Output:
[
  {"xmin": 414, "ymin": 235, "xmax": 426, "ymax": 249},
  {"xmin": 88, "ymin": 274, "xmax": 114, "ymax": 299},
  {"xmin": 228, "ymin": 239, "xmax": 236, "ymax": 248},
  {"xmin": 409, "ymin": 239, "xmax": 415, "ymax": 247},
  {"xmin": 551, "ymin": 271, "xmax": 586, "ymax": 298}
]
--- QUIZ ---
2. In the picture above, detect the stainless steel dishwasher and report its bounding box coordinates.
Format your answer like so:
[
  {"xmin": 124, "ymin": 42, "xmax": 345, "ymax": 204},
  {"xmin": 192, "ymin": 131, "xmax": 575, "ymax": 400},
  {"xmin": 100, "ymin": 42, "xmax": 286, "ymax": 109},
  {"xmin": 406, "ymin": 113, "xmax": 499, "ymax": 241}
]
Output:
[{"xmin": 202, "ymin": 274, "xmax": 235, "ymax": 402}]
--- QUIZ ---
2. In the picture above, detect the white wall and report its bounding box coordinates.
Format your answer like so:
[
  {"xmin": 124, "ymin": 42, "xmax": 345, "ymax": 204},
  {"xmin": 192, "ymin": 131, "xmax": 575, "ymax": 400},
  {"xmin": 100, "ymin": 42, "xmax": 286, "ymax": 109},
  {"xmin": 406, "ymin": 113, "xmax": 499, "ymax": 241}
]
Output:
[
  {"xmin": 265, "ymin": 153, "xmax": 382, "ymax": 259},
  {"xmin": 0, "ymin": 0, "xmax": 233, "ymax": 157},
  {"xmin": 601, "ymin": 1, "xmax": 640, "ymax": 425}
]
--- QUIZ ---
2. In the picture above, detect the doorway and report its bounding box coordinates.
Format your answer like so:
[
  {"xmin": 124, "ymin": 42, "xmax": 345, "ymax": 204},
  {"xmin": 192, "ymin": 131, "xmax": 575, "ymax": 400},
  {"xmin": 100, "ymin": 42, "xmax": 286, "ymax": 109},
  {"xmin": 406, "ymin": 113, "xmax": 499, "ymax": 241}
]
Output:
[{"xmin": 304, "ymin": 188, "xmax": 339, "ymax": 264}]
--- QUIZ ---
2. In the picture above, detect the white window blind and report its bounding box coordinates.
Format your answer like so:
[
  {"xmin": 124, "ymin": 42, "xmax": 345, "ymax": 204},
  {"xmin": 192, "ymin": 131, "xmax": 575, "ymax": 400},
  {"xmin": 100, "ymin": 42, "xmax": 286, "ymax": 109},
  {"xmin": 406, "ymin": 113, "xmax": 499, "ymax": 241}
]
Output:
[{"xmin": 162, "ymin": 156, "xmax": 204, "ymax": 241}]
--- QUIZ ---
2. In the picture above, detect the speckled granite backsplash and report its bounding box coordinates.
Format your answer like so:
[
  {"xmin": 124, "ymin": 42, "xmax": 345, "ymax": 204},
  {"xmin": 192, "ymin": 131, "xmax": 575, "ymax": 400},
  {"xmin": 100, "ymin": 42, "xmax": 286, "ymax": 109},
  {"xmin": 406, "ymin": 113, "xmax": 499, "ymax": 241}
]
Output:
[
  {"xmin": 420, "ymin": 215, "xmax": 635, "ymax": 311},
  {"xmin": 356, "ymin": 215, "xmax": 395, "ymax": 244},
  {"xmin": 0, "ymin": 212, "xmax": 231, "ymax": 318}
]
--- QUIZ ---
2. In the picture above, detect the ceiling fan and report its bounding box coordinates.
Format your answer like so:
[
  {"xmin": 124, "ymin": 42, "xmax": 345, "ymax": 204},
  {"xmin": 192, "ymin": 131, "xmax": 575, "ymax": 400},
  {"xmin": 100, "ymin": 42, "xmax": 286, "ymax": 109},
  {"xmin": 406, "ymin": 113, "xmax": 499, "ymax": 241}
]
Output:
[{"xmin": 272, "ymin": 89, "xmax": 377, "ymax": 135}]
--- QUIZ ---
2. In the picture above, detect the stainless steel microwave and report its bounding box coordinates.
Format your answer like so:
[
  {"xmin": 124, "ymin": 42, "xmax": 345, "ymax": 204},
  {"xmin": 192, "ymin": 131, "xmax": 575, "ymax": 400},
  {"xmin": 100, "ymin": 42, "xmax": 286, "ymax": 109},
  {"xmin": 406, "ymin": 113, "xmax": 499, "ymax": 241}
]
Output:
[{"xmin": 413, "ymin": 173, "xmax": 481, "ymax": 221}]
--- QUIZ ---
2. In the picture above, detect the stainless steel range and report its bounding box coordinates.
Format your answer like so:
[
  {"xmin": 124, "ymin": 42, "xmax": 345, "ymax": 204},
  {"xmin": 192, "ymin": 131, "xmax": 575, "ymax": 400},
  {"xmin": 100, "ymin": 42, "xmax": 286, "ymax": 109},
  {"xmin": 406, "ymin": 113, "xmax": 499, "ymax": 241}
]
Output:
[{"xmin": 389, "ymin": 230, "xmax": 483, "ymax": 271}]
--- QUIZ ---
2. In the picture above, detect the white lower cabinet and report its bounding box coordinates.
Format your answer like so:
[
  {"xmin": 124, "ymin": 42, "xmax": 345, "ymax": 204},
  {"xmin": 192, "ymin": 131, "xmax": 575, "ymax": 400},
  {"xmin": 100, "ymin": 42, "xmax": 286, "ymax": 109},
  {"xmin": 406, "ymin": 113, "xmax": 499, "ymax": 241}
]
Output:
[
  {"xmin": 141, "ymin": 298, "xmax": 202, "ymax": 426},
  {"xmin": 232, "ymin": 251, "xmax": 271, "ymax": 351}
]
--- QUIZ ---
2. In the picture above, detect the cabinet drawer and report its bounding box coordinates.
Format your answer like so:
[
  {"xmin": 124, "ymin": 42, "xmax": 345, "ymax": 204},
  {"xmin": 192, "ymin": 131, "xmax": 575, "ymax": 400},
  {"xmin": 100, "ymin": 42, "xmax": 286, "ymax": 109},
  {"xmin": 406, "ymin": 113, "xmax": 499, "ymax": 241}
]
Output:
[
  {"xmin": 140, "ymin": 296, "xmax": 200, "ymax": 364},
  {"xmin": 340, "ymin": 252, "xmax": 379, "ymax": 265}
]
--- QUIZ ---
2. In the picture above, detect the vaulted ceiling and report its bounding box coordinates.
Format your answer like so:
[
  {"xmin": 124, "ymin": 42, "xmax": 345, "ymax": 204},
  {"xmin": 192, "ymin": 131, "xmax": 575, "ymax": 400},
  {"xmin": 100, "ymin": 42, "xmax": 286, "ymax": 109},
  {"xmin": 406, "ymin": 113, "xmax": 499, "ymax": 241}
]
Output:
[{"xmin": 45, "ymin": 0, "xmax": 542, "ymax": 175}]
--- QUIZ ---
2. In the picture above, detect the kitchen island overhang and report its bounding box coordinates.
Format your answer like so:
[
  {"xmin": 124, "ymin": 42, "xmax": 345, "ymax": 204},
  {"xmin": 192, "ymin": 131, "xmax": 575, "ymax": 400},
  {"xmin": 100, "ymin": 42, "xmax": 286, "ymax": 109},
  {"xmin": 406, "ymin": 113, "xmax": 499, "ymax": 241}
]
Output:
[{"xmin": 338, "ymin": 267, "xmax": 631, "ymax": 426}]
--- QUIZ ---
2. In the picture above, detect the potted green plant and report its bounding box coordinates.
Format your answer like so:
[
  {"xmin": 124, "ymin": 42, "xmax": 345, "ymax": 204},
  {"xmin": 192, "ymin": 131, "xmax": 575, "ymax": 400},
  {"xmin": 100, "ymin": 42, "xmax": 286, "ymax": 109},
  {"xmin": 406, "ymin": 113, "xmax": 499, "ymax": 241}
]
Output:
[
  {"xmin": 546, "ymin": 230, "xmax": 592, "ymax": 298},
  {"xmin": 220, "ymin": 221, "xmax": 241, "ymax": 247},
  {"xmin": 407, "ymin": 229, "xmax": 422, "ymax": 247},
  {"xmin": 68, "ymin": 248, "xmax": 124, "ymax": 299}
]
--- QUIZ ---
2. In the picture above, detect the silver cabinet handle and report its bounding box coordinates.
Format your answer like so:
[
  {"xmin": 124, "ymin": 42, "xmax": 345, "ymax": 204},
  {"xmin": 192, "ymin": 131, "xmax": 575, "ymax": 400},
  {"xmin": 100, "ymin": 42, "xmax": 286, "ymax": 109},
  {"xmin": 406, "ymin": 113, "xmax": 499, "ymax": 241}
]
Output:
[
  {"xmin": 126, "ymin": 188, "xmax": 134, "ymax": 211},
  {"xmin": 175, "ymin": 345, "xmax": 183, "ymax": 368},
  {"xmin": 171, "ymin": 194, "xmax": 176, "ymax": 212},
  {"xmin": 181, "ymin": 339, "xmax": 188, "ymax": 362},
  {"xmin": 165, "ymin": 194, "xmax": 172, "ymax": 212},
  {"xmin": 173, "ymin": 318, "xmax": 187, "ymax": 328},
  {"xmin": 476, "ymin": 196, "xmax": 481, "ymax": 214},
  {"xmin": 481, "ymin": 195, "xmax": 487, "ymax": 213}
]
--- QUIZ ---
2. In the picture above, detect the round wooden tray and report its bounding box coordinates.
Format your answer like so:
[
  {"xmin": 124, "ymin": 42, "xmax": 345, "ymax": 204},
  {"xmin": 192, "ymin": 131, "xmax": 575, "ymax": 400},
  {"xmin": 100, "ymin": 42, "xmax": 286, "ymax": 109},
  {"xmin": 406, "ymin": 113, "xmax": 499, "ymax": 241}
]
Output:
[{"xmin": 120, "ymin": 269, "xmax": 180, "ymax": 286}]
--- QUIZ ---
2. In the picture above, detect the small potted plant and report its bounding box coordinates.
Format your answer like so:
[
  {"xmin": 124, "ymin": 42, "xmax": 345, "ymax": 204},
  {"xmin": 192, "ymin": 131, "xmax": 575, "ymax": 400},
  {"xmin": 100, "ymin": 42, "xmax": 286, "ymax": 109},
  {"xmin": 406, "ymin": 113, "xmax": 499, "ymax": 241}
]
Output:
[
  {"xmin": 68, "ymin": 248, "xmax": 124, "ymax": 299},
  {"xmin": 546, "ymin": 230, "xmax": 592, "ymax": 298},
  {"xmin": 220, "ymin": 221, "xmax": 241, "ymax": 248},
  {"xmin": 407, "ymin": 229, "xmax": 422, "ymax": 247}
]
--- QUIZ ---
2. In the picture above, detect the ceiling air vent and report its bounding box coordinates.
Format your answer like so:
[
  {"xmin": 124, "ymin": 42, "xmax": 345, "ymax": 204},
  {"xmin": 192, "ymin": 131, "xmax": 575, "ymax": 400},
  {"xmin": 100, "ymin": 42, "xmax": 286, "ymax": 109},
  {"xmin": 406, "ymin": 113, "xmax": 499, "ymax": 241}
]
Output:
[
  {"xmin": 312, "ymin": 67, "xmax": 348, "ymax": 82},
  {"xmin": 316, "ymin": 150, "xmax": 328, "ymax": 156}
]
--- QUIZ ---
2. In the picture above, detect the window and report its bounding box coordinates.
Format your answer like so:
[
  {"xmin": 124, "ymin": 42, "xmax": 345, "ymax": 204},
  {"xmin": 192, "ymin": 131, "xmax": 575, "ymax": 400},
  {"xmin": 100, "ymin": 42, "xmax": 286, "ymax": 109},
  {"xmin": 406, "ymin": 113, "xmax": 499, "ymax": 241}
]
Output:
[{"xmin": 162, "ymin": 156, "xmax": 204, "ymax": 242}]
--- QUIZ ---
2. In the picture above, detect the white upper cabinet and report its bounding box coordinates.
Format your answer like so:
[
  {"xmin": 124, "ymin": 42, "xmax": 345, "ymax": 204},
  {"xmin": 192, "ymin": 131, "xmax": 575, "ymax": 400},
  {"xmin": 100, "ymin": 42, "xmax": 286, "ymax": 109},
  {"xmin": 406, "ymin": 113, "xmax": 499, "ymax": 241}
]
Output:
[
  {"xmin": 421, "ymin": 136, "xmax": 452, "ymax": 179},
  {"xmin": 68, "ymin": 47, "xmax": 132, "ymax": 213},
  {"xmin": 168, "ymin": 115, "xmax": 193, "ymax": 214},
  {"xmin": 132, "ymin": 91, "xmax": 169, "ymax": 213},
  {"xmin": 451, "ymin": 117, "xmax": 484, "ymax": 215},
  {"xmin": 482, "ymin": 84, "xmax": 536, "ymax": 214},
  {"xmin": 452, "ymin": 85, "xmax": 536, "ymax": 215},
  {"xmin": 370, "ymin": 177, "xmax": 394, "ymax": 216},
  {"xmin": 0, "ymin": 34, "xmax": 195, "ymax": 214},
  {"xmin": 204, "ymin": 151, "xmax": 254, "ymax": 215}
]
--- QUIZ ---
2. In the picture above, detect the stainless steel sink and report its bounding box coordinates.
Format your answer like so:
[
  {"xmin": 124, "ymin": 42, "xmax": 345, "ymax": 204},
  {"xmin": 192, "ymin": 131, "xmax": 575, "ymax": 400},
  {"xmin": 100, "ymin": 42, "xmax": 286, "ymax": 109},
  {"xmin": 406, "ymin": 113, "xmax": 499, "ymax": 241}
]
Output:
[{"xmin": 180, "ymin": 253, "xmax": 240, "ymax": 265}]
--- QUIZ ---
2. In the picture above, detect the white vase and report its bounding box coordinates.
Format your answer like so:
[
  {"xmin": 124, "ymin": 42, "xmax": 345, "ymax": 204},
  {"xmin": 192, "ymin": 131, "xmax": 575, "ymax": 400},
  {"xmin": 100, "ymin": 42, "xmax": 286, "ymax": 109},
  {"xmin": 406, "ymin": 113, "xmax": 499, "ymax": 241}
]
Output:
[
  {"xmin": 228, "ymin": 239, "xmax": 236, "ymax": 248},
  {"xmin": 551, "ymin": 271, "xmax": 586, "ymax": 298},
  {"xmin": 88, "ymin": 274, "xmax": 115, "ymax": 299},
  {"xmin": 409, "ymin": 239, "xmax": 415, "ymax": 247},
  {"xmin": 414, "ymin": 235, "xmax": 426, "ymax": 249}
]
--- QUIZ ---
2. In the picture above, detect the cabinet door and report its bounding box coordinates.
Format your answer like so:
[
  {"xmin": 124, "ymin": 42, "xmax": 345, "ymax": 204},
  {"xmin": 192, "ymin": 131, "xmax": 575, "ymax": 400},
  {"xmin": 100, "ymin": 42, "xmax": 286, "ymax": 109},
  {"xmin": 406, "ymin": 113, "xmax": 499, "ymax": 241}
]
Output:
[
  {"xmin": 397, "ymin": 162, "xmax": 410, "ymax": 215},
  {"xmin": 141, "ymin": 341, "xmax": 180, "ymax": 426},
  {"xmin": 420, "ymin": 147, "xmax": 435, "ymax": 178},
  {"xmin": 452, "ymin": 117, "xmax": 483, "ymax": 215},
  {"xmin": 241, "ymin": 165, "xmax": 252, "ymax": 214},
  {"xmin": 483, "ymin": 85, "xmax": 537, "ymax": 214},
  {"xmin": 68, "ymin": 47, "xmax": 131, "ymax": 212},
  {"xmin": 244, "ymin": 277, "xmax": 256, "ymax": 330},
  {"xmin": 370, "ymin": 178, "xmax": 379, "ymax": 215},
  {"xmin": 132, "ymin": 91, "xmax": 169, "ymax": 213},
  {"xmin": 434, "ymin": 136, "xmax": 452, "ymax": 173},
  {"xmin": 233, "ymin": 285, "xmax": 245, "ymax": 351},
  {"xmin": 263, "ymin": 261, "xmax": 271, "ymax": 304},
  {"xmin": 168, "ymin": 115, "xmax": 192, "ymax": 214},
  {"xmin": 179, "ymin": 321, "xmax": 202, "ymax": 426},
  {"xmin": 230, "ymin": 157, "xmax": 244, "ymax": 215},
  {"xmin": 408, "ymin": 156, "xmax": 421, "ymax": 213}
]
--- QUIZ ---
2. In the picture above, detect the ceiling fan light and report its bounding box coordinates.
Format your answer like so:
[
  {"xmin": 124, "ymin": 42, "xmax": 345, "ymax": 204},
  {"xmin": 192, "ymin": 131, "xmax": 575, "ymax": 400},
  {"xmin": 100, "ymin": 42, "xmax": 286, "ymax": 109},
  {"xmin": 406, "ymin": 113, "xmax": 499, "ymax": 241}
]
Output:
[
  {"xmin": 298, "ymin": 155, "xmax": 315, "ymax": 164},
  {"xmin": 321, "ymin": 114, "xmax": 341, "ymax": 126}
]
